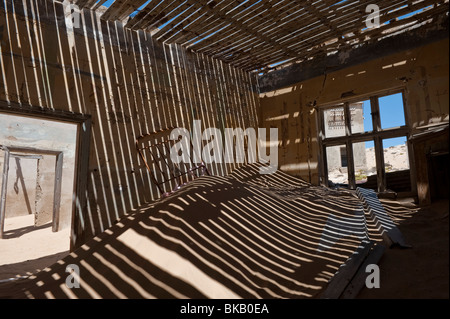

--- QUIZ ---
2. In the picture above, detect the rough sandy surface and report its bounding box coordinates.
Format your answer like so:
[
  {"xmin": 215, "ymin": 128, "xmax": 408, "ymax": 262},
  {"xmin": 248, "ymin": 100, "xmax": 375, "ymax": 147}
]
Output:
[
  {"xmin": 0, "ymin": 164, "xmax": 447, "ymax": 299},
  {"xmin": 0, "ymin": 215, "xmax": 70, "ymax": 280},
  {"xmin": 0, "ymin": 165, "xmax": 368, "ymax": 299},
  {"xmin": 357, "ymin": 198, "xmax": 449, "ymax": 299}
]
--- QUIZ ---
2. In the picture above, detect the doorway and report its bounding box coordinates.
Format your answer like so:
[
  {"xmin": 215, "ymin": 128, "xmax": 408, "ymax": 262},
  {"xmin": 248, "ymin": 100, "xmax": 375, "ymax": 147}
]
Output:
[{"xmin": 0, "ymin": 107, "xmax": 90, "ymax": 281}]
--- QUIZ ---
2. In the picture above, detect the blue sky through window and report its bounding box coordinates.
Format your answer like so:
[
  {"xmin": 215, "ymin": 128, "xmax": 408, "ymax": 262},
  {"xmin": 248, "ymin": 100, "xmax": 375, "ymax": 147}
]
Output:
[
  {"xmin": 363, "ymin": 100, "xmax": 372, "ymax": 132},
  {"xmin": 362, "ymin": 94, "xmax": 407, "ymax": 149},
  {"xmin": 379, "ymin": 93, "xmax": 406, "ymax": 129},
  {"xmin": 379, "ymin": 93, "xmax": 407, "ymax": 148}
]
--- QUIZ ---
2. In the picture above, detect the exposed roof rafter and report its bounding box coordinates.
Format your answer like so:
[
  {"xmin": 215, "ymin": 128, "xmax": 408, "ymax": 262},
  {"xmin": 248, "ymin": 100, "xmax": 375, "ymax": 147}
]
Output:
[{"xmin": 73, "ymin": 0, "xmax": 449, "ymax": 72}]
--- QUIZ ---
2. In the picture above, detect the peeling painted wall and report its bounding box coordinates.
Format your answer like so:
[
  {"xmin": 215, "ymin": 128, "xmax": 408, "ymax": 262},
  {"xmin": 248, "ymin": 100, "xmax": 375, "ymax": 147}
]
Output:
[
  {"xmin": 0, "ymin": 0, "xmax": 259, "ymax": 245},
  {"xmin": 259, "ymin": 38, "xmax": 449, "ymax": 184}
]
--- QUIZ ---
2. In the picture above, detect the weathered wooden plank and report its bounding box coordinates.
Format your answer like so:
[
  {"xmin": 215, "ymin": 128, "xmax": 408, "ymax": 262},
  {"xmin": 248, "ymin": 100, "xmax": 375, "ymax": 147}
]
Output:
[
  {"xmin": 52, "ymin": 152, "xmax": 64, "ymax": 232},
  {"xmin": 6, "ymin": 146, "xmax": 63, "ymax": 155},
  {"xmin": 233, "ymin": 10, "xmax": 357, "ymax": 69},
  {"xmin": 125, "ymin": 0, "xmax": 167, "ymax": 29},
  {"xmin": 263, "ymin": 0, "xmax": 404, "ymax": 44},
  {"xmin": 227, "ymin": 21, "xmax": 332, "ymax": 68},
  {"xmin": 318, "ymin": 108, "xmax": 328, "ymax": 187},
  {"xmin": 101, "ymin": 0, "xmax": 149, "ymax": 21},
  {"xmin": 51, "ymin": 0, "xmax": 81, "ymax": 112},
  {"xmin": 13, "ymin": 0, "xmax": 43, "ymax": 106},
  {"xmin": 151, "ymin": 0, "xmax": 206, "ymax": 41},
  {"xmin": 175, "ymin": 0, "xmax": 265, "ymax": 46},
  {"xmin": 127, "ymin": 0, "xmax": 182, "ymax": 30},
  {"xmin": 0, "ymin": 147, "xmax": 10, "ymax": 239},
  {"xmin": 11, "ymin": 0, "xmax": 446, "ymax": 75},
  {"xmin": 27, "ymin": 0, "xmax": 449, "ymax": 75},
  {"xmin": 92, "ymin": 0, "xmax": 109, "ymax": 10},
  {"xmin": 2, "ymin": 0, "xmax": 28, "ymax": 105},
  {"xmin": 136, "ymin": 30, "xmax": 159, "ymax": 134},
  {"xmin": 369, "ymin": 96, "xmax": 386, "ymax": 193},
  {"xmin": 327, "ymin": 0, "xmax": 447, "ymax": 51},
  {"xmin": 204, "ymin": 0, "xmax": 327, "ymax": 47},
  {"xmin": 356, "ymin": 187, "xmax": 410, "ymax": 248},
  {"xmin": 343, "ymin": 103, "xmax": 356, "ymax": 189},
  {"xmin": 71, "ymin": 117, "xmax": 92, "ymax": 251},
  {"xmin": 9, "ymin": 154, "xmax": 43, "ymax": 160},
  {"xmin": 192, "ymin": 2, "xmax": 318, "ymax": 59},
  {"xmin": 320, "ymin": 240, "xmax": 375, "ymax": 299},
  {"xmin": 186, "ymin": 0, "xmax": 306, "ymax": 52},
  {"xmin": 341, "ymin": 243, "xmax": 386, "ymax": 299},
  {"xmin": 74, "ymin": 0, "xmax": 98, "ymax": 10},
  {"xmin": 192, "ymin": 0, "xmax": 336, "ymax": 61},
  {"xmin": 179, "ymin": 0, "xmax": 267, "ymax": 39},
  {"xmin": 186, "ymin": 1, "xmax": 282, "ymax": 54},
  {"xmin": 227, "ymin": 0, "xmax": 444, "ymax": 70}
]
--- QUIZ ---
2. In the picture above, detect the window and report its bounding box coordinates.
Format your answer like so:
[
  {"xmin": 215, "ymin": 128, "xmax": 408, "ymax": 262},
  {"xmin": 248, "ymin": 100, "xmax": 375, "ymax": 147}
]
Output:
[
  {"xmin": 319, "ymin": 91, "xmax": 411, "ymax": 192},
  {"xmin": 379, "ymin": 93, "xmax": 406, "ymax": 129}
]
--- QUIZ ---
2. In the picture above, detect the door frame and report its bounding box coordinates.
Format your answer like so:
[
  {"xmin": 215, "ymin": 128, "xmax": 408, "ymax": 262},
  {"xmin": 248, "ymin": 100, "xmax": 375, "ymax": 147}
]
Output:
[{"xmin": 0, "ymin": 101, "xmax": 91, "ymax": 250}]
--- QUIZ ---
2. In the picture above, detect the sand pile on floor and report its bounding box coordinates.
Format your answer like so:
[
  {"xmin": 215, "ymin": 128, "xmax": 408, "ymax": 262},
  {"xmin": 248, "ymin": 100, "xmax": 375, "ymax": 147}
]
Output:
[
  {"xmin": 0, "ymin": 215, "xmax": 70, "ymax": 281},
  {"xmin": 0, "ymin": 164, "xmax": 371, "ymax": 299},
  {"xmin": 358, "ymin": 198, "xmax": 449, "ymax": 299}
]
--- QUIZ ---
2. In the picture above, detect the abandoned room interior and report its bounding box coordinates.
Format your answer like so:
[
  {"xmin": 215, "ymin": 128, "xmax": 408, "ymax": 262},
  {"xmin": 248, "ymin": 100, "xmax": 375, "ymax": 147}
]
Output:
[{"xmin": 0, "ymin": 0, "xmax": 448, "ymax": 300}]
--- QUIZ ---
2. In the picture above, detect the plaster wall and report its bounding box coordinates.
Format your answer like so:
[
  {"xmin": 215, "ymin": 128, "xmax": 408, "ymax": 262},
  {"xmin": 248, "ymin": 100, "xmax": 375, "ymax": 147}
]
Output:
[
  {"xmin": 259, "ymin": 38, "xmax": 449, "ymax": 185},
  {"xmin": 0, "ymin": 0, "xmax": 260, "ymax": 245}
]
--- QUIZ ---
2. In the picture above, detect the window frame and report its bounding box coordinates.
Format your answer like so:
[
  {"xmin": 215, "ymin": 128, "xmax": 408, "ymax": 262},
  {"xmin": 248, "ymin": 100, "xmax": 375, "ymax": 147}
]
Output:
[{"xmin": 318, "ymin": 89, "xmax": 414, "ymax": 192}]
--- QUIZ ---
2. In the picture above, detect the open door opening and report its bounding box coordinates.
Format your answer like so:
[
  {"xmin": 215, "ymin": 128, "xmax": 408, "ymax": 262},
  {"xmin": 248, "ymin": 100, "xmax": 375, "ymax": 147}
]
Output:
[{"xmin": 0, "ymin": 112, "xmax": 79, "ymax": 281}]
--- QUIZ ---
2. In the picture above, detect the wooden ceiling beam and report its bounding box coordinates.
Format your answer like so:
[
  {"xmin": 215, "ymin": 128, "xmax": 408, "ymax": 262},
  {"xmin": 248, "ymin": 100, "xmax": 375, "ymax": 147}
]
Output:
[
  {"xmin": 88, "ymin": 0, "xmax": 447, "ymax": 71},
  {"xmin": 125, "ymin": 0, "xmax": 177, "ymax": 30},
  {"xmin": 189, "ymin": 1, "xmax": 312, "ymax": 54},
  {"xmin": 170, "ymin": 0, "xmax": 262, "ymax": 45},
  {"xmin": 188, "ymin": 0, "xmax": 304, "ymax": 59},
  {"xmin": 73, "ymin": 0, "xmax": 99, "ymax": 10},
  {"xmin": 232, "ymin": 0, "xmax": 437, "ymax": 70}
]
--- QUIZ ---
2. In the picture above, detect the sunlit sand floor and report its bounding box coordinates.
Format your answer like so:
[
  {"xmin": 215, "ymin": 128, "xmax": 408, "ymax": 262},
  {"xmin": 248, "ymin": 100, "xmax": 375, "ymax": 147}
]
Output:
[
  {"xmin": 0, "ymin": 165, "xmax": 369, "ymax": 299},
  {"xmin": 0, "ymin": 164, "xmax": 447, "ymax": 299},
  {"xmin": 0, "ymin": 214, "xmax": 70, "ymax": 280}
]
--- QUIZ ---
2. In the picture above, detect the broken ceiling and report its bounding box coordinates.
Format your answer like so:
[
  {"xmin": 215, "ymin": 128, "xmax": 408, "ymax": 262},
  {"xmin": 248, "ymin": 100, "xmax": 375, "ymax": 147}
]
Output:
[{"xmin": 72, "ymin": 0, "xmax": 449, "ymax": 73}]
